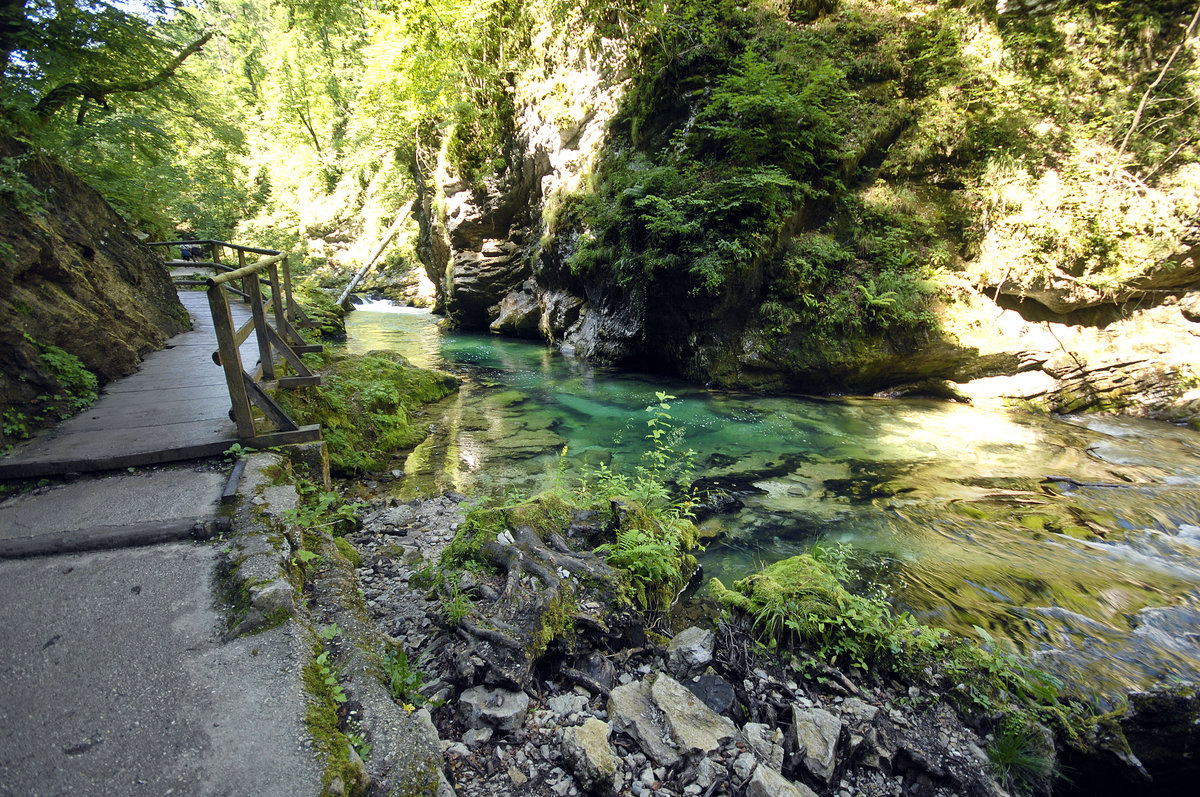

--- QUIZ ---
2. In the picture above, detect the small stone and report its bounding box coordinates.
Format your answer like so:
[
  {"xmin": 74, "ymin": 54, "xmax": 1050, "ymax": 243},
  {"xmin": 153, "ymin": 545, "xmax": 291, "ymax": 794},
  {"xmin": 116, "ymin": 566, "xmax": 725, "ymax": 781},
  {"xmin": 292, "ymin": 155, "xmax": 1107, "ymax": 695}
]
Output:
[
  {"xmin": 733, "ymin": 752, "xmax": 757, "ymax": 780},
  {"xmin": 561, "ymin": 718, "xmax": 617, "ymax": 793},
  {"xmin": 693, "ymin": 758, "xmax": 722, "ymax": 789},
  {"xmin": 509, "ymin": 765, "xmax": 528, "ymax": 786},
  {"xmin": 666, "ymin": 627, "xmax": 715, "ymax": 679},
  {"xmin": 459, "ymin": 686, "xmax": 530, "ymax": 731},
  {"xmin": 464, "ymin": 728, "xmax": 493, "ymax": 747},
  {"xmin": 685, "ymin": 674, "xmax": 736, "ymax": 716},
  {"xmin": 744, "ymin": 723, "xmax": 784, "ymax": 771},
  {"xmin": 745, "ymin": 767, "xmax": 819, "ymax": 797}
]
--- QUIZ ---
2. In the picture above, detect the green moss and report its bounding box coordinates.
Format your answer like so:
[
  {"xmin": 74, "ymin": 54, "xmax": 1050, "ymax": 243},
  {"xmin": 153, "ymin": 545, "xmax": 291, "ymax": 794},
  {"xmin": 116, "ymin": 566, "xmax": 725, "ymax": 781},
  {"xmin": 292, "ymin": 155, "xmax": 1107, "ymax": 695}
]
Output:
[
  {"xmin": 504, "ymin": 494, "xmax": 574, "ymax": 538},
  {"xmin": 529, "ymin": 591, "xmax": 579, "ymax": 658},
  {"xmin": 334, "ymin": 537, "xmax": 362, "ymax": 568},
  {"xmin": 274, "ymin": 351, "xmax": 458, "ymax": 474},
  {"xmin": 303, "ymin": 646, "xmax": 367, "ymax": 796},
  {"xmin": 292, "ymin": 282, "xmax": 348, "ymax": 340}
]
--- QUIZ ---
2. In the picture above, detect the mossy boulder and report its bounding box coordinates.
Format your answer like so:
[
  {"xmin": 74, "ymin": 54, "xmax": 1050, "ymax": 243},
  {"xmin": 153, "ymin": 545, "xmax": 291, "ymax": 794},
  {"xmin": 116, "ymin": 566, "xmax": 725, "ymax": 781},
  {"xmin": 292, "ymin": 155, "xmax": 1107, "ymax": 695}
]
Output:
[
  {"xmin": 293, "ymin": 282, "xmax": 347, "ymax": 340},
  {"xmin": 274, "ymin": 350, "xmax": 458, "ymax": 474},
  {"xmin": 710, "ymin": 554, "xmax": 843, "ymax": 636}
]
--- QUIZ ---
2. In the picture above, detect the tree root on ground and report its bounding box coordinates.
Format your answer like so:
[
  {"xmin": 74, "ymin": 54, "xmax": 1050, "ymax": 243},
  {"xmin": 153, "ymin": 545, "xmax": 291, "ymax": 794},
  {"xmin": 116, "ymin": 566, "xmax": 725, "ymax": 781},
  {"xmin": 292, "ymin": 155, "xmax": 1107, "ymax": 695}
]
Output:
[{"xmin": 445, "ymin": 524, "xmax": 628, "ymax": 689}]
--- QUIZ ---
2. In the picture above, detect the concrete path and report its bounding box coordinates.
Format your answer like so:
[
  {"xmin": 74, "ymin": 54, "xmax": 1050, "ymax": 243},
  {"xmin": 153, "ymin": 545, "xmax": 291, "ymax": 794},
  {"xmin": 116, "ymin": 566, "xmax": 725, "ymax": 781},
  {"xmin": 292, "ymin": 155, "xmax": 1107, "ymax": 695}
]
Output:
[
  {"xmin": 0, "ymin": 464, "xmax": 230, "ymax": 558},
  {"xmin": 0, "ymin": 542, "xmax": 321, "ymax": 796},
  {"xmin": 0, "ymin": 291, "xmax": 257, "ymax": 479}
]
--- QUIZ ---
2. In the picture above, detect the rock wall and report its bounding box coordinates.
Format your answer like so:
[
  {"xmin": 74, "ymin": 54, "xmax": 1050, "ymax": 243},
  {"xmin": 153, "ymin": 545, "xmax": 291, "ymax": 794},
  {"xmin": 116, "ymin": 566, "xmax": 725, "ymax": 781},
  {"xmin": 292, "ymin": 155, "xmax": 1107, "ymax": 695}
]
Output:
[
  {"xmin": 0, "ymin": 133, "xmax": 188, "ymax": 445},
  {"xmin": 415, "ymin": 9, "xmax": 1200, "ymax": 425}
]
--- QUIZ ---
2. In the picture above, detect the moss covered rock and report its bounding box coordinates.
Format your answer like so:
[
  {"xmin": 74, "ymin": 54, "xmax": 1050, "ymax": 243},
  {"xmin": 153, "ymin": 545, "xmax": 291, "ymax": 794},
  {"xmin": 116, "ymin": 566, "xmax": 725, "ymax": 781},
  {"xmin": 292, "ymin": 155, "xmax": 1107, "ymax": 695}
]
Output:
[
  {"xmin": 0, "ymin": 133, "xmax": 188, "ymax": 448},
  {"xmin": 274, "ymin": 351, "xmax": 458, "ymax": 474}
]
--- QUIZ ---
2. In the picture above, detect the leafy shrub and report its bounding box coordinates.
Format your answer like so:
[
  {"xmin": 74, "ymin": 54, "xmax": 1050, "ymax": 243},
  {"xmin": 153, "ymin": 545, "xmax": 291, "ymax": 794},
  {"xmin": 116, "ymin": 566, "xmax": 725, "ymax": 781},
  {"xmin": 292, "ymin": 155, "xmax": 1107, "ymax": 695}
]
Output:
[
  {"xmin": 711, "ymin": 543, "xmax": 943, "ymax": 675},
  {"xmin": 382, "ymin": 648, "xmax": 427, "ymax": 708}
]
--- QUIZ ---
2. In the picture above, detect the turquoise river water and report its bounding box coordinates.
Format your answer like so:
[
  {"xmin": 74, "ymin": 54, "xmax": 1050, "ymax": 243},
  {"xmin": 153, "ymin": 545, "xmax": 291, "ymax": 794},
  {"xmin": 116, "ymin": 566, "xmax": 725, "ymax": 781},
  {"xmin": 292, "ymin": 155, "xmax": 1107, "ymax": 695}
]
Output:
[{"xmin": 342, "ymin": 302, "xmax": 1200, "ymax": 698}]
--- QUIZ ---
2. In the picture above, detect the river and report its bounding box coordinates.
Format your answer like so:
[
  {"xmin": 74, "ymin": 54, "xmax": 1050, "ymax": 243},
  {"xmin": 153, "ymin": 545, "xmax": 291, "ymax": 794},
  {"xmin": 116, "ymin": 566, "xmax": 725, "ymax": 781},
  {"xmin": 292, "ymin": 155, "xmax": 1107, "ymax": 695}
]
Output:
[{"xmin": 341, "ymin": 301, "xmax": 1200, "ymax": 700}]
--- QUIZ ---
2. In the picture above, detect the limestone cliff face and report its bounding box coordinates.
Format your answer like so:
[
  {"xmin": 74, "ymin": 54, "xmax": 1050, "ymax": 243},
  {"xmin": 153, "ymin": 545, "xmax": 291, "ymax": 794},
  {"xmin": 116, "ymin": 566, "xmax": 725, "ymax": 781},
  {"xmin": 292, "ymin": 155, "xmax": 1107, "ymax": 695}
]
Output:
[
  {"xmin": 415, "ymin": 9, "xmax": 1200, "ymax": 425},
  {"xmin": 0, "ymin": 133, "xmax": 188, "ymax": 445},
  {"xmin": 415, "ymin": 32, "xmax": 635, "ymax": 356}
]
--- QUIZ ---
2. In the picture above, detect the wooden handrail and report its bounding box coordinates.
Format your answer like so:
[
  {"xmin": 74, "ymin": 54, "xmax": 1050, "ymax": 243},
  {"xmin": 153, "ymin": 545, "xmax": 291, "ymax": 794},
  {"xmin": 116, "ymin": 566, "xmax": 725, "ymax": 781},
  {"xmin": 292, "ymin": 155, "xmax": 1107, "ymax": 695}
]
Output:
[
  {"xmin": 208, "ymin": 251, "xmax": 287, "ymax": 286},
  {"xmin": 148, "ymin": 239, "xmax": 283, "ymax": 256},
  {"xmin": 151, "ymin": 238, "xmax": 324, "ymax": 447}
]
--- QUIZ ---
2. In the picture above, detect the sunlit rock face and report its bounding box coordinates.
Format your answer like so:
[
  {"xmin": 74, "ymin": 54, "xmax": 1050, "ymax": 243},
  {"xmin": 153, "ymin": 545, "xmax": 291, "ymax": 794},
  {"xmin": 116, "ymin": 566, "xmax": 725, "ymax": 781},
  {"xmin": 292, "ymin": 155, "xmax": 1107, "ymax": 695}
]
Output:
[
  {"xmin": 0, "ymin": 133, "xmax": 187, "ymax": 443},
  {"xmin": 416, "ymin": 21, "xmax": 633, "ymax": 345}
]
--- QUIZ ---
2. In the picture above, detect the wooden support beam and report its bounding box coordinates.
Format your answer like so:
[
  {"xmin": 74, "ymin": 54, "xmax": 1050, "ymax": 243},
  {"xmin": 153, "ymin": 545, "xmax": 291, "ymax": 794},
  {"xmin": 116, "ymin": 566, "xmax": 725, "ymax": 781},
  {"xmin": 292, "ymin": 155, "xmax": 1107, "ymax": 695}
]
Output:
[
  {"xmin": 275, "ymin": 375, "xmax": 321, "ymax": 388},
  {"xmin": 244, "ymin": 425, "xmax": 322, "ymax": 449},
  {"xmin": 244, "ymin": 259, "xmax": 275, "ymax": 381},
  {"xmin": 261, "ymin": 321, "xmax": 313, "ymax": 377},
  {"xmin": 242, "ymin": 373, "xmax": 299, "ymax": 431},
  {"xmin": 207, "ymin": 284, "xmax": 256, "ymax": 438},
  {"xmin": 291, "ymin": 344, "xmax": 323, "ymax": 354}
]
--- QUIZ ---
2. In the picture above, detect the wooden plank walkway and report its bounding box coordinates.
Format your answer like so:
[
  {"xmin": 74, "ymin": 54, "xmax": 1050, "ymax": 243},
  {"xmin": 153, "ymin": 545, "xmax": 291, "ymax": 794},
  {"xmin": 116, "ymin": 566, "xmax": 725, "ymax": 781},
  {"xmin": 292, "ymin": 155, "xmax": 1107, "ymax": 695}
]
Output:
[{"xmin": 0, "ymin": 291, "xmax": 261, "ymax": 480}]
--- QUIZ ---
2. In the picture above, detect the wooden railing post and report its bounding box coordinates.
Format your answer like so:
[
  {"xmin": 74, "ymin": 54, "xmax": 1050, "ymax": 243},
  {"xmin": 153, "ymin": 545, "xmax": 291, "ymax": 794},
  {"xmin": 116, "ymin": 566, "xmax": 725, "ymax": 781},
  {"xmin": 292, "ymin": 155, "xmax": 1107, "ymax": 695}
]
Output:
[
  {"xmin": 282, "ymin": 254, "xmax": 296, "ymax": 321},
  {"xmin": 243, "ymin": 251, "xmax": 275, "ymax": 381},
  {"xmin": 268, "ymin": 260, "xmax": 287, "ymax": 333},
  {"xmin": 207, "ymin": 283, "xmax": 256, "ymax": 438}
]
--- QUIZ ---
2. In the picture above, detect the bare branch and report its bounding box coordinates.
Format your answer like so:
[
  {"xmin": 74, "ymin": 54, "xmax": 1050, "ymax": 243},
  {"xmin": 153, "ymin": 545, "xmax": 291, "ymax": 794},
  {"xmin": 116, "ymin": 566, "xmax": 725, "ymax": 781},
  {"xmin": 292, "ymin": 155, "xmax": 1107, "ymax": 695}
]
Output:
[
  {"xmin": 1117, "ymin": 3, "xmax": 1200, "ymax": 159},
  {"xmin": 33, "ymin": 30, "xmax": 215, "ymax": 123}
]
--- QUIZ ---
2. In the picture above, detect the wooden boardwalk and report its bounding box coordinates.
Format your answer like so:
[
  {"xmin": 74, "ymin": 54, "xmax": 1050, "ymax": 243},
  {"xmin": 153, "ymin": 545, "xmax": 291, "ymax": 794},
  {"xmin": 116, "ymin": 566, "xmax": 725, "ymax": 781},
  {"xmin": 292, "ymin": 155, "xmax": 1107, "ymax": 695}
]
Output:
[{"xmin": 0, "ymin": 291, "xmax": 260, "ymax": 479}]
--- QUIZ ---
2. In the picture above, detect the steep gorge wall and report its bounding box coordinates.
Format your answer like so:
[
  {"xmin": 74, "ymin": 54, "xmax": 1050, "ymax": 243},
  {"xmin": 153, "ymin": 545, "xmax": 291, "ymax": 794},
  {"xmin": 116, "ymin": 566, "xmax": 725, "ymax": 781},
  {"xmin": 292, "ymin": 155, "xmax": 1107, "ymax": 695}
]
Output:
[
  {"xmin": 1, "ymin": 133, "xmax": 188, "ymax": 446},
  {"xmin": 415, "ymin": 1, "xmax": 1200, "ymax": 424}
]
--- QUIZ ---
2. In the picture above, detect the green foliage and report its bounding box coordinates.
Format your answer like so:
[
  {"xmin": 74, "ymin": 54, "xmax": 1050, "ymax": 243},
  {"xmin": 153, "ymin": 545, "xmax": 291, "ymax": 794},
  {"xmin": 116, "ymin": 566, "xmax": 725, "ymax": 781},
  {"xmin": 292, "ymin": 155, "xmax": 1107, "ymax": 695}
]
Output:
[
  {"xmin": 581, "ymin": 393, "xmax": 698, "ymax": 516},
  {"xmin": 584, "ymin": 393, "xmax": 700, "ymax": 611},
  {"xmin": 35, "ymin": 339, "xmax": 98, "ymax": 412},
  {"xmin": 5, "ymin": 335, "xmax": 100, "ymax": 445},
  {"xmin": 273, "ymin": 350, "xmax": 458, "ymax": 474},
  {"xmin": 283, "ymin": 481, "xmax": 361, "ymax": 536},
  {"xmin": 595, "ymin": 518, "xmax": 691, "ymax": 612},
  {"xmin": 0, "ymin": 155, "xmax": 46, "ymax": 216},
  {"xmin": 304, "ymin": 637, "xmax": 368, "ymax": 794},
  {"xmin": 987, "ymin": 716, "xmax": 1058, "ymax": 796},
  {"xmin": 382, "ymin": 648, "xmax": 427, "ymax": 708},
  {"xmin": 714, "ymin": 540, "xmax": 1085, "ymax": 743},
  {"xmin": 694, "ymin": 49, "xmax": 844, "ymax": 174},
  {"xmin": 314, "ymin": 650, "xmax": 347, "ymax": 703},
  {"xmin": 223, "ymin": 442, "xmax": 257, "ymax": 460},
  {"xmin": 712, "ymin": 543, "xmax": 943, "ymax": 675}
]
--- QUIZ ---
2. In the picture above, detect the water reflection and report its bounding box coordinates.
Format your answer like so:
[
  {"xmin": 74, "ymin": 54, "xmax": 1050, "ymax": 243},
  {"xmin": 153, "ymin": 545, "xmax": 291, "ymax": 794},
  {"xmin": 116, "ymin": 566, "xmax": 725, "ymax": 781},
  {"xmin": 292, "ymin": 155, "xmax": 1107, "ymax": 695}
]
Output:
[{"xmin": 341, "ymin": 307, "xmax": 1200, "ymax": 696}]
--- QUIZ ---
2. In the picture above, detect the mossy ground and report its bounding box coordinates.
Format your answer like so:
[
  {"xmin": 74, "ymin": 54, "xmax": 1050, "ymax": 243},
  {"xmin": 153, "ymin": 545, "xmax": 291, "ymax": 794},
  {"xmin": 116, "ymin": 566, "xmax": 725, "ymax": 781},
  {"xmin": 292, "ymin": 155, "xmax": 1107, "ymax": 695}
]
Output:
[{"xmin": 274, "ymin": 350, "xmax": 458, "ymax": 474}]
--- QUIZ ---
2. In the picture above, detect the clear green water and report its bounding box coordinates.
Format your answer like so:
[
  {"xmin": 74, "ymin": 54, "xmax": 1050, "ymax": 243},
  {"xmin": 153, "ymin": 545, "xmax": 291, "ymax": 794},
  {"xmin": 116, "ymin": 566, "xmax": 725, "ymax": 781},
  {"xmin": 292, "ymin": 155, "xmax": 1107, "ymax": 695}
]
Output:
[{"xmin": 343, "ymin": 304, "xmax": 1200, "ymax": 697}]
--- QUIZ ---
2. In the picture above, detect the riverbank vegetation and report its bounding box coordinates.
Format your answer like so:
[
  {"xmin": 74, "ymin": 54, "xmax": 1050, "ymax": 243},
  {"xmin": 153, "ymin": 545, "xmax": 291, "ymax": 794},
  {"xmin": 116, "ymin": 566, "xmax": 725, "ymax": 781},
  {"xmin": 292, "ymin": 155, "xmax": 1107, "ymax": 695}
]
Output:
[{"xmin": 273, "ymin": 351, "xmax": 459, "ymax": 474}]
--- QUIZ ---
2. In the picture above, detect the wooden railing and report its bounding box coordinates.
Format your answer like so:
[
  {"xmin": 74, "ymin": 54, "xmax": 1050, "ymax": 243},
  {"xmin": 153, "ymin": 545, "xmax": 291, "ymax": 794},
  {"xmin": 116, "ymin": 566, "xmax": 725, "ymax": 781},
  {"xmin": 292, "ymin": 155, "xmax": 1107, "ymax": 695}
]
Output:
[{"xmin": 149, "ymin": 239, "xmax": 323, "ymax": 447}]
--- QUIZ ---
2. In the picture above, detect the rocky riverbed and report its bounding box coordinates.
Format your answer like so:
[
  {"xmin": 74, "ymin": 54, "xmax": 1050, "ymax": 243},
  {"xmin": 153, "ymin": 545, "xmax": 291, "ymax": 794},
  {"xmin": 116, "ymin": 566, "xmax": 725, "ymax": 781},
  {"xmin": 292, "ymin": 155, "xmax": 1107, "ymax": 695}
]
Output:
[{"xmin": 345, "ymin": 494, "xmax": 1019, "ymax": 797}]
